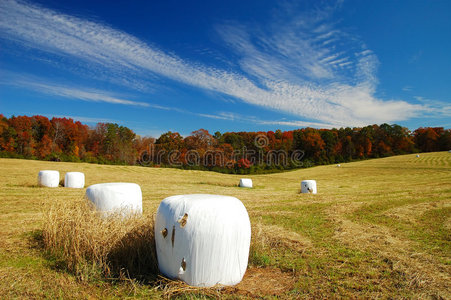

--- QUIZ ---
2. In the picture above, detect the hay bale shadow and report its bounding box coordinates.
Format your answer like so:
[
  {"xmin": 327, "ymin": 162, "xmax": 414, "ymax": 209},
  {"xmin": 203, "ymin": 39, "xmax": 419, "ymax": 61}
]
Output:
[
  {"xmin": 26, "ymin": 229, "xmax": 45, "ymax": 250},
  {"xmin": 107, "ymin": 222, "xmax": 159, "ymax": 282}
]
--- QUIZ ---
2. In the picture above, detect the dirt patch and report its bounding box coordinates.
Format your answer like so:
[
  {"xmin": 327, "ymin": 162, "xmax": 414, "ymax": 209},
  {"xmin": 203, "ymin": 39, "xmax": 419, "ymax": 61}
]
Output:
[
  {"xmin": 155, "ymin": 267, "xmax": 295, "ymax": 299},
  {"xmin": 223, "ymin": 266, "xmax": 296, "ymax": 297}
]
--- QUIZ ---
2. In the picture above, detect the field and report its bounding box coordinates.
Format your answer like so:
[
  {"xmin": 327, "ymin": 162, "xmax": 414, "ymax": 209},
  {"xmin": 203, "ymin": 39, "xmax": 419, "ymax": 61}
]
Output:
[{"xmin": 0, "ymin": 152, "xmax": 450, "ymax": 299}]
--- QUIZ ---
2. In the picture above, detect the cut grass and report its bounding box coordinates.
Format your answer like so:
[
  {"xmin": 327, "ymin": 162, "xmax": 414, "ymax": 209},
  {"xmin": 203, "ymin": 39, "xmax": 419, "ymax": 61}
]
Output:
[
  {"xmin": 352, "ymin": 197, "xmax": 451, "ymax": 258},
  {"xmin": 0, "ymin": 151, "xmax": 450, "ymax": 298}
]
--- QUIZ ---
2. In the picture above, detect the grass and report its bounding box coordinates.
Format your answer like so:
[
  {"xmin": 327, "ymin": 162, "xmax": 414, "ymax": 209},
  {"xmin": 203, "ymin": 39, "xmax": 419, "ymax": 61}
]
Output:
[
  {"xmin": 0, "ymin": 152, "xmax": 450, "ymax": 298},
  {"xmin": 41, "ymin": 199, "xmax": 158, "ymax": 282}
]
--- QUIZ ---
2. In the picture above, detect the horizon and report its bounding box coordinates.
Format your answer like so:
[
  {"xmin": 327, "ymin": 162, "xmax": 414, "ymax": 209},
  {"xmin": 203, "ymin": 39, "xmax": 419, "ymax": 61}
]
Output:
[{"xmin": 1, "ymin": 0, "xmax": 450, "ymax": 137}]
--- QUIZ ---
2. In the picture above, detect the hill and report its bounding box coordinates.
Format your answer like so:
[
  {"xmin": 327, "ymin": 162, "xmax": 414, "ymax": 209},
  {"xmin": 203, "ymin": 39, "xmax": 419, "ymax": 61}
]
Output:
[{"xmin": 0, "ymin": 152, "xmax": 449, "ymax": 298}]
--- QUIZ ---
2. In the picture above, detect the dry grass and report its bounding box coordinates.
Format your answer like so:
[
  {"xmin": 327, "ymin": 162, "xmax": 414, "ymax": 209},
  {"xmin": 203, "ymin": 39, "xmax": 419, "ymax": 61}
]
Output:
[
  {"xmin": 154, "ymin": 276, "xmax": 223, "ymax": 299},
  {"xmin": 41, "ymin": 199, "xmax": 158, "ymax": 282},
  {"xmin": 251, "ymin": 221, "xmax": 313, "ymax": 253},
  {"xmin": 0, "ymin": 152, "xmax": 450, "ymax": 298}
]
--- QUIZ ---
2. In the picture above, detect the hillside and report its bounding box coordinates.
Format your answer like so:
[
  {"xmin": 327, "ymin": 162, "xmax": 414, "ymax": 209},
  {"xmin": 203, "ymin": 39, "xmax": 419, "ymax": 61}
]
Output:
[{"xmin": 0, "ymin": 152, "xmax": 450, "ymax": 298}]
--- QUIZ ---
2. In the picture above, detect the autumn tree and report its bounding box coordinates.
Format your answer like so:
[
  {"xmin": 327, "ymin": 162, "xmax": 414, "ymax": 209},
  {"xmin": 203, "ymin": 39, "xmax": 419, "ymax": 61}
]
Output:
[
  {"xmin": 32, "ymin": 116, "xmax": 53, "ymax": 158},
  {"xmin": 414, "ymin": 127, "xmax": 443, "ymax": 152},
  {"xmin": 0, "ymin": 114, "xmax": 447, "ymax": 173},
  {"xmin": 9, "ymin": 116, "xmax": 34, "ymax": 157},
  {"xmin": 0, "ymin": 114, "xmax": 14, "ymax": 152}
]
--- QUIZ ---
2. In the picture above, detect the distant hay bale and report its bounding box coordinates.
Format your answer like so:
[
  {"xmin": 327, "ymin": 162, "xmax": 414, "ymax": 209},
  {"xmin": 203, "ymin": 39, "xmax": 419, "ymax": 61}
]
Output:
[
  {"xmin": 337, "ymin": 164, "xmax": 341, "ymax": 167},
  {"xmin": 86, "ymin": 183, "xmax": 142, "ymax": 217},
  {"xmin": 155, "ymin": 194, "xmax": 251, "ymax": 287},
  {"xmin": 301, "ymin": 180, "xmax": 317, "ymax": 194},
  {"xmin": 416, "ymin": 154, "xmax": 420, "ymax": 158},
  {"xmin": 239, "ymin": 178, "xmax": 253, "ymax": 188},
  {"xmin": 64, "ymin": 172, "xmax": 85, "ymax": 188},
  {"xmin": 38, "ymin": 170, "xmax": 60, "ymax": 188}
]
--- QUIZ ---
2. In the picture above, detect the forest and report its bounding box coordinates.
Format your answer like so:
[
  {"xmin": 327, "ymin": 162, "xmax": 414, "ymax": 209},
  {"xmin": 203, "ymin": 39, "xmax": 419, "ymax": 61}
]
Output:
[{"xmin": 1, "ymin": 114, "xmax": 450, "ymax": 174}]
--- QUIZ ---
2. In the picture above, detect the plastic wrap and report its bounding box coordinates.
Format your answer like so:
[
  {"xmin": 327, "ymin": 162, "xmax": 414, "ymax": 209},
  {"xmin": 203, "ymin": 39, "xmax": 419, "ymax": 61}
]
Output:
[
  {"xmin": 64, "ymin": 172, "xmax": 85, "ymax": 188},
  {"xmin": 38, "ymin": 170, "xmax": 60, "ymax": 188},
  {"xmin": 85, "ymin": 183, "xmax": 142, "ymax": 216},
  {"xmin": 239, "ymin": 178, "xmax": 253, "ymax": 188},
  {"xmin": 301, "ymin": 180, "xmax": 317, "ymax": 194},
  {"xmin": 155, "ymin": 194, "xmax": 251, "ymax": 287}
]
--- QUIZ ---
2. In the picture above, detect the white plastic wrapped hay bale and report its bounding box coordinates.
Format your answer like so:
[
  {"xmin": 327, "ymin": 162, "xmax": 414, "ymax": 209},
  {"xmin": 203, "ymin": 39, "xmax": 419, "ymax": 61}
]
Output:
[
  {"xmin": 85, "ymin": 183, "xmax": 142, "ymax": 216},
  {"xmin": 38, "ymin": 170, "xmax": 60, "ymax": 187},
  {"xmin": 155, "ymin": 194, "xmax": 251, "ymax": 287},
  {"xmin": 416, "ymin": 154, "xmax": 420, "ymax": 158},
  {"xmin": 64, "ymin": 172, "xmax": 85, "ymax": 188},
  {"xmin": 301, "ymin": 180, "xmax": 317, "ymax": 194},
  {"xmin": 239, "ymin": 178, "xmax": 253, "ymax": 188},
  {"xmin": 337, "ymin": 164, "xmax": 341, "ymax": 167}
]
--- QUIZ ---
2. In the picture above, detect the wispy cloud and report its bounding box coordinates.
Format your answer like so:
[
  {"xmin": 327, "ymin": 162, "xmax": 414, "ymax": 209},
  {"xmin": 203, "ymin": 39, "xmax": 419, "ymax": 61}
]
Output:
[
  {"xmin": 257, "ymin": 119, "xmax": 339, "ymax": 129},
  {"xmin": 33, "ymin": 83, "xmax": 150, "ymax": 107},
  {"xmin": 0, "ymin": 0, "xmax": 425, "ymax": 127},
  {"xmin": 0, "ymin": 74, "xmax": 150, "ymax": 107},
  {"xmin": 414, "ymin": 96, "xmax": 451, "ymax": 118},
  {"xmin": 196, "ymin": 111, "xmax": 334, "ymax": 129}
]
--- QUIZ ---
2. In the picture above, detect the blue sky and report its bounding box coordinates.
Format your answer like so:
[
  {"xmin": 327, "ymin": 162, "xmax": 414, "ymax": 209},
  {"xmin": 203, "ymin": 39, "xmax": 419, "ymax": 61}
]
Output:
[{"xmin": 0, "ymin": 0, "xmax": 450, "ymax": 137}]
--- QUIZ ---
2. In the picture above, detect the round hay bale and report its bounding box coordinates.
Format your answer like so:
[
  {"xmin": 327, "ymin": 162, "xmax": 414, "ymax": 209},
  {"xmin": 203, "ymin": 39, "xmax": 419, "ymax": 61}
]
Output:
[
  {"xmin": 155, "ymin": 194, "xmax": 251, "ymax": 287},
  {"xmin": 337, "ymin": 164, "xmax": 341, "ymax": 167},
  {"xmin": 416, "ymin": 154, "xmax": 420, "ymax": 158},
  {"xmin": 38, "ymin": 170, "xmax": 60, "ymax": 188},
  {"xmin": 64, "ymin": 172, "xmax": 85, "ymax": 188},
  {"xmin": 239, "ymin": 178, "xmax": 253, "ymax": 188},
  {"xmin": 85, "ymin": 183, "xmax": 142, "ymax": 216},
  {"xmin": 301, "ymin": 180, "xmax": 317, "ymax": 194}
]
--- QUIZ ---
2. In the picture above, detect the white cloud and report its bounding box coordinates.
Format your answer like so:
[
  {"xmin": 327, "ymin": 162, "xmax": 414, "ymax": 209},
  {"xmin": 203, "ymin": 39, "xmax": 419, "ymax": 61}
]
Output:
[
  {"xmin": 196, "ymin": 113, "xmax": 233, "ymax": 121},
  {"xmin": 414, "ymin": 96, "xmax": 451, "ymax": 118},
  {"xmin": 0, "ymin": 0, "xmax": 426, "ymax": 128},
  {"xmin": 258, "ymin": 120, "xmax": 337, "ymax": 129},
  {"xmin": 196, "ymin": 111, "xmax": 334, "ymax": 128},
  {"xmin": 37, "ymin": 84, "xmax": 150, "ymax": 107},
  {"xmin": 1, "ymin": 76, "xmax": 150, "ymax": 107}
]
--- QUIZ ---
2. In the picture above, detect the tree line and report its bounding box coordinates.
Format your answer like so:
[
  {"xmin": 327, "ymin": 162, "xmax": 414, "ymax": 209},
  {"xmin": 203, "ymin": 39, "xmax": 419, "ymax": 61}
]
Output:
[{"xmin": 0, "ymin": 114, "xmax": 450, "ymax": 174}]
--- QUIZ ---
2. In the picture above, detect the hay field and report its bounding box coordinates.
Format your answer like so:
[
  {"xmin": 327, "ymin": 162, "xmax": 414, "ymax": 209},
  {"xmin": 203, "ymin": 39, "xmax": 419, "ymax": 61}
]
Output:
[{"xmin": 0, "ymin": 152, "xmax": 450, "ymax": 298}]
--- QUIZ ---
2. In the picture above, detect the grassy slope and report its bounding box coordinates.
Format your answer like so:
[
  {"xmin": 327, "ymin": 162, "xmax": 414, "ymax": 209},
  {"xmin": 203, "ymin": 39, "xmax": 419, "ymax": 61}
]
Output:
[{"xmin": 0, "ymin": 152, "xmax": 450, "ymax": 298}]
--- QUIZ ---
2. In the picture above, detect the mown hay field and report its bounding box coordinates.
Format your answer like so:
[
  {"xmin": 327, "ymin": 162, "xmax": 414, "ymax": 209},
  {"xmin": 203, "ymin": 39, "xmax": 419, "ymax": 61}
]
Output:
[{"xmin": 0, "ymin": 152, "xmax": 450, "ymax": 298}]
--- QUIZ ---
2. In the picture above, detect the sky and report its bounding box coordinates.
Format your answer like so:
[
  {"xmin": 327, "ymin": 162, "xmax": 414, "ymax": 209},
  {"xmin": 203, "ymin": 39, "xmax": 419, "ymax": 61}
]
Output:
[{"xmin": 0, "ymin": 0, "xmax": 450, "ymax": 137}]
